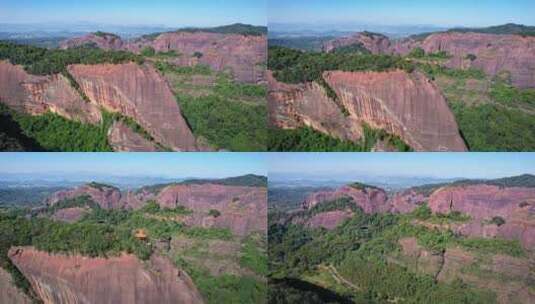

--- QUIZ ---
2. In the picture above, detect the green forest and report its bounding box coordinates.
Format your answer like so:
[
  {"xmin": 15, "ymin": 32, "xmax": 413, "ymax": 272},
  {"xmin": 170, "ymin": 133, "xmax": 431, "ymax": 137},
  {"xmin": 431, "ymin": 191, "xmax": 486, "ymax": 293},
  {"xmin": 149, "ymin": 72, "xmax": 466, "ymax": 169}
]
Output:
[{"xmin": 268, "ymin": 194, "xmax": 527, "ymax": 303}]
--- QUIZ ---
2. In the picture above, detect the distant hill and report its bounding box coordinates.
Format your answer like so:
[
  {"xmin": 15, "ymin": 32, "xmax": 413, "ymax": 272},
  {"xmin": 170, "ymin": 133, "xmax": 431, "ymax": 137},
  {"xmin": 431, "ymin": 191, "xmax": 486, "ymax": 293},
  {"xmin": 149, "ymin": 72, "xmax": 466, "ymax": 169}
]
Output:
[
  {"xmin": 181, "ymin": 174, "xmax": 268, "ymax": 187},
  {"xmin": 412, "ymin": 174, "xmax": 535, "ymax": 195},
  {"xmin": 411, "ymin": 23, "xmax": 535, "ymax": 40},
  {"xmin": 144, "ymin": 23, "xmax": 267, "ymax": 40},
  {"xmin": 448, "ymin": 23, "xmax": 535, "ymax": 36}
]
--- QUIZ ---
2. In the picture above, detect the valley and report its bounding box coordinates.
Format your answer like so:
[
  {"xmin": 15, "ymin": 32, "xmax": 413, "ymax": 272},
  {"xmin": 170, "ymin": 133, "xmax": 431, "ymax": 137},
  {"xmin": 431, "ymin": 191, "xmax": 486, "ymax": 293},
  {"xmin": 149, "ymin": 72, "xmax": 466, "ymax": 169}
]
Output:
[
  {"xmin": 268, "ymin": 24, "xmax": 535, "ymax": 151},
  {"xmin": 0, "ymin": 174, "xmax": 268, "ymax": 303},
  {"xmin": 0, "ymin": 23, "xmax": 267, "ymax": 152},
  {"xmin": 269, "ymin": 174, "xmax": 535, "ymax": 303}
]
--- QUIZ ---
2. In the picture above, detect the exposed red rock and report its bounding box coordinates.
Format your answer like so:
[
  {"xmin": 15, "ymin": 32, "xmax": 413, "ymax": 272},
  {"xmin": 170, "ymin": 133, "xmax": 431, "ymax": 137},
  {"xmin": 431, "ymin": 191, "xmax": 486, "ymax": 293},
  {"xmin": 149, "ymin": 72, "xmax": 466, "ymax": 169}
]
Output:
[
  {"xmin": 324, "ymin": 70, "xmax": 467, "ymax": 151},
  {"xmin": 59, "ymin": 33, "xmax": 125, "ymax": 50},
  {"xmin": 305, "ymin": 210, "xmax": 353, "ymax": 230},
  {"xmin": 51, "ymin": 207, "xmax": 89, "ymax": 223},
  {"xmin": 0, "ymin": 61, "xmax": 101, "ymax": 124},
  {"xmin": 155, "ymin": 184, "xmax": 267, "ymax": 237},
  {"xmin": 428, "ymin": 184, "xmax": 535, "ymax": 249},
  {"xmin": 323, "ymin": 32, "xmax": 392, "ymax": 54},
  {"xmin": 397, "ymin": 237, "xmax": 444, "ymax": 276},
  {"xmin": 45, "ymin": 183, "xmax": 124, "ymax": 209},
  {"xmin": 268, "ymin": 69, "xmax": 467, "ymax": 151},
  {"xmin": 389, "ymin": 189, "xmax": 428, "ymax": 213},
  {"xmin": 0, "ymin": 267, "xmax": 32, "ymax": 304},
  {"xmin": 415, "ymin": 32, "xmax": 535, "ymax": 88},
  {"xmin": 61, "ymin": 32, "xmax": 267, "ymax": 83},
  {"xmin": 108, "ymin": 121, "xmax": 160, "ymax": 152},
  {"xmin": 325, "ymin": 31, "xmax": 535, "ymax": 88},
  {"xmin": 303, "ymin": 185, "xmax": 389, "ymax": 214},
  {"xmin": 8, "ymin": 246, "xmax": 204, "ymax": 304},
  {"xmin": 68, "ymin": 63, "xmax": 198, "ymax": 151}
]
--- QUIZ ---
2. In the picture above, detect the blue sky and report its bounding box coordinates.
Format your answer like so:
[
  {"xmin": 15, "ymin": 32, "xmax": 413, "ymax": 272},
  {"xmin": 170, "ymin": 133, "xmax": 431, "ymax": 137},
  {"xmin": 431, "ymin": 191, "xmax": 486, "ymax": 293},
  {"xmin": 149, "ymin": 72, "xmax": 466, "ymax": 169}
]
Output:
[
  {"xmin": 269, "ymin": 0, "xmax": 535, "ymax": 27},
  {"xmin": 0, "ymin": 153, "xmax": 266, "ymax": 178},
  {"xmin": 0, "ymin": 0, "xmax": 266, "ymax": 26},
  {"xmin": 268, "ymin": 153, "xmax": 535, "ymax": 179}
]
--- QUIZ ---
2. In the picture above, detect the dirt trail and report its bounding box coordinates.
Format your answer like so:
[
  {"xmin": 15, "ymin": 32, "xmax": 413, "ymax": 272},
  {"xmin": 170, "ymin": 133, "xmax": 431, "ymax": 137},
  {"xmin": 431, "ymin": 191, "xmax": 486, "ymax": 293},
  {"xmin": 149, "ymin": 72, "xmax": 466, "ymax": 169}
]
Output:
[{"xmin": 319, "ymin": 264, "xmax": 360, "ymax": 291}]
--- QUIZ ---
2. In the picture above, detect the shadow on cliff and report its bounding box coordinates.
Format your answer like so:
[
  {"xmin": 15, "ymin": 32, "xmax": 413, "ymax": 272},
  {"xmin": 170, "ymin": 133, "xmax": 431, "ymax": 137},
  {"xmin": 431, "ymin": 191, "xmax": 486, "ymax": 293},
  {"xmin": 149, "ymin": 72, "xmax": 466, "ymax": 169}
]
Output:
[{"xmin": 0, "ymin": 110, "xmax": 44, "ymax": 151}]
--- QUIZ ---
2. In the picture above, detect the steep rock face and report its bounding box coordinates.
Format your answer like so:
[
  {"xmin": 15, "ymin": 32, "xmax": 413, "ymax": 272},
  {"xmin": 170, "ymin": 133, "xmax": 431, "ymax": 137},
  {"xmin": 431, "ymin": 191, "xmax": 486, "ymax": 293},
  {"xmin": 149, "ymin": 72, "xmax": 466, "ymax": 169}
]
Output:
[
  {"xmin": 45, "ymin": 184, "xmax": 124, "ymax": 209},
  {"xmin": 155, "ymin": 184, "xmax": 267, "ymax": 237},
  {"xmin": 268, "ymin": 70, "xmax": 467, "ymax": 151},
  {"xmin": 305, "ymin": 210, "xmax": 353, "ymax": 230},
  {"xmin": 268, "ymin": 72, "xmax": 363, "ymax": 141},
  {"xmin": 428, "ymin": 185, "xmax": 535, "ymax": 249},
  {"xmin": 416, "ymin": 32, "xmax": 535, "ymax": 88},
  {"xmin": 397, "ymin": 237, "xmax": 444, "ymax": 276},
  {"xmin": 0, "ymin": 267, "xmax": 32, "ymax": 304},
  {"xmin": 389, "ymin": 190, "xmax": 428, "ymax": 213},
  {"xmin": 324, "ymin": 70, "xmax": 467, "ymax": 151},
  {"xmin": 437, "ymin": 247, "xmax": 533, "ymax": 304},
  {"xmin": 61, "ymin": 32, "xmax": 267, "ymax": 83},
  {"xmin": 9, "ymin": 247, "xmax": 204, "ymax": 304},
  {"xmin": 51, "ymin": 207, "xmax": 89, "ymax": 223},
  {"xmin": 129, "ymin": 32, "xmax": 267, "ymax": 83},
  {"xmin": 0, "ymin": 61, "xmax": 101, "ymax": 124},
  {"xmin": 59, "ymin": 33, "xmax": 125, "ymax": 50},
  {"xmin": 107, "ymin": 121, "xmax": 160, "ymax": 152},
  {"xmin": 323, "ymin": 32, "xmax": 392, "ymax": 54},
  {"xmin": 68, "ymin": 63, "xmax": 198, "ymax": 151},
  {"xmin": 303, "ymin": 185, "xmax": 389, "ymax": 214}
]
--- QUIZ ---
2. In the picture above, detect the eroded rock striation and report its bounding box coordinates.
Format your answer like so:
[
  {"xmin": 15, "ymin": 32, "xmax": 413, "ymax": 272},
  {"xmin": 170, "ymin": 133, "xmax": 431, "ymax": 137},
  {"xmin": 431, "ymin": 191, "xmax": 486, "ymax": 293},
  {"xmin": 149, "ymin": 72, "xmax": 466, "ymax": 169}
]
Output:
[
  {"xmin": 61, "ymin": 31, "xmax": 267, "ymax": 83},
  {"xmin": 107, "ymin": 121, "xmax": 160, "ymax": 152},
  {"xmin": 45, "ymin": 183, "xmax": 123, "ymax": 209},
  {"xmin": 269, "ymin": 70, "xmax": 467, "ymax": 151},
  {"xmin": 9, "ymin": 246, "xmax": 204, "ymax": 304},
  {"xmin": 68, "ymin": 63, "xmax": 198, "ymax": 151},
  {"xmin": 154, "ymin": 184, "xmax": 267, "ymax": 237},
  {"xmin": 324, "ymin": 31, "xmax": 535, "ymax": 88},
  {"xmin": 428, "ymin": 184, "xmax": 535, "ymax": 249},
  {"xmin": 0, "ymin": 267, "xmax": 33, "ymax": 304},
  {"xmin": 0, "ymin": 60, "xmax": 101, "ymax": 124}
]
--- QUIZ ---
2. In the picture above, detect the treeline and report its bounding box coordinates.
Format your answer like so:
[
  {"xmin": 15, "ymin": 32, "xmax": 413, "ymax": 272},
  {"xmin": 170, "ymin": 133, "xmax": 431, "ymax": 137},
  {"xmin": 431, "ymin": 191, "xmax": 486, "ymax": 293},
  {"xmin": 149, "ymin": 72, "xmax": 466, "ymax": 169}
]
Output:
[
  {"xmin": 0, "ymin": 41, "xmax": 143, "ymax": 75},
  {"xmin": 268, "ymin": 46, "xmax": 414, "ymax": 84},
  {"xmin": 268, "ymin": 125, "xmax": 412, "ymax": 152},
  {"xmin": 268, "ymin": 201, "xmax": 521, "ymax": 303},
  {"xmin": 0, "ymin": 104, "xmax": 113, "ymax": 152}
]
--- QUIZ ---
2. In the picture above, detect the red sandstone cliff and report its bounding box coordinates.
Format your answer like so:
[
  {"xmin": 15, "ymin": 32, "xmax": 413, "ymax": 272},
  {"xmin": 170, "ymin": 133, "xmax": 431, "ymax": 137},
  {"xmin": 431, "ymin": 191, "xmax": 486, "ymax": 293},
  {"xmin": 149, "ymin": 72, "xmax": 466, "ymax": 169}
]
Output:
[
  {"xmin": 0, "ymin": 61, "xmax": 101, "ymax": 124},
  {"xmin": 68, "ymin": 63, "xmax": 198, "ymax": 151},
  {"xmin": 154, "ymin": 184, "xmax": 267, "ymax": 237},
  {"xmin": 268, "ymin": 70, "xmax": 467, "ymax": 151},
  {"xmin": 45, "ymin": 183, "xmax": 124, "ymax": 209},
  {"xmin": 8, "ymin": 246, "xmax": 204, "ymax": 304},
  {"xmin": 61, "ymin": 32, "xmax": 267, "ymax": 83},
  {"xmin": 325, "ymin": 31, "xmax": 535, "ymax": 88},
  {"xmin": 303, "ymin": 184, "xmax": 390, "ymax": 214},
  {"xmin": 428, "ymin": 184, "xmax": 535, "ymax": 250}
]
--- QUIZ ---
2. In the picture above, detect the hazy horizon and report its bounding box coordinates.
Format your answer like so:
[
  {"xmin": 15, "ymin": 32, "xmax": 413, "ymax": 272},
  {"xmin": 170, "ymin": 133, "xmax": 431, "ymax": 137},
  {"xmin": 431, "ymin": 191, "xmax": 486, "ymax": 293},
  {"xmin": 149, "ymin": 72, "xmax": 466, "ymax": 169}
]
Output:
[
  {"xmin": 268, "ymin": 153, "xmax": 535, "ymax": 180},
  {"xmin": 269, "ymin": 0, "xmax": 535, "ymax": 28},
  {"xmin": 0, "ymin": 153, "xmax": 266, "ymax": 179},
  {"xmin": 0, "ymin": 0, "xmax": 266, "ymax": 28}
]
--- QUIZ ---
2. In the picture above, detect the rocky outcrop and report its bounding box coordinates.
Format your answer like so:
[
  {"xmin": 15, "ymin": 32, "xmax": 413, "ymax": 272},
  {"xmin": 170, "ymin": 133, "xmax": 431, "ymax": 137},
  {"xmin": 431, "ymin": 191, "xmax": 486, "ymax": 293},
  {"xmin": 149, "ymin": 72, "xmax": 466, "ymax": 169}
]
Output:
[
  {"xmin": 324, "ymin": 70, "xmax": 467, "ymax": 151},
  {"xmin": 268, "ymin": 72, "xmax": 363, "ymax": 141},
  {"xmin": 107, "ymin": 121, "xmax": 160, "ymax": 152},
  {"xmin": 59, "ymin": 33, "xmax": 125, "ymax": 50},
  {"xmin": 0, "ymin": 267, "xmax": 32, "ymax": 304},
  {"xmin": 397, "ymin": 237, "xmax": 445, "ymax": 276},
  {"xmin": 45, "ymin": 183, "xmax": 123, "ymax": 209},
  {"xmin": 428, "ymin": 184, "xmax": 535, "ymax": 249},
  {"xmin": 0, "ymin": 61, "xmax": 101, "ymax": 124},
  {"xmin": 268, "ymin": 70, "xmax": 467, "ymax": 151},
  {"xmin": 8, "ymin": 246, "xmax": 204, "ymax": 304},
  {"xmin": 303, "ymin": 185, "xmax": 389, "ymax": 214},
  {"xmin": 155, "ymin": 184, "xmax": 267, "ymax": 237},
  {"xmin": 411, "ymin": 32, "xmax": 535, "ymax": 88},
  {"xmin": 324, "ymin": 31, "xmax": 535, "ymax": 88},
  {"xmin": 323, "ymin": 32, "xmax": 392, "ymax": 54},
  {"xmin": 61, "ymin": 32, "xmax": 267, "ymax": 83},
  {"xmin": 305, "ymin": 210, "xmax": 353, "ymax": 230},
  {"xmin": 51, "ymin": 207, "xmax": 90, "ymax": 223},
  {"xmin": 68, "ymin": 63, "xmax": 198, "ymax": 151},
  {"xmin": 389, "ymin": 190, "xmax": 428, "ymax": 213}
]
